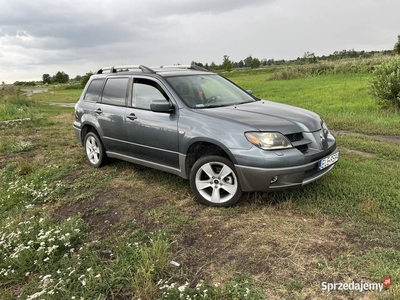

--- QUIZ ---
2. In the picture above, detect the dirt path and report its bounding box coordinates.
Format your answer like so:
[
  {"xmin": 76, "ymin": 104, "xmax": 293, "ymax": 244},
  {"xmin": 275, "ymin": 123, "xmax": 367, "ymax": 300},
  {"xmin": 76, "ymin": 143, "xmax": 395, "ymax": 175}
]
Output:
[
  {"xmin": 21, "ymin": 87, "xmax": 75, "ymax": 107},
  {"xmin": 21, "ymin": 88, "xmax": 49, "ymax": 98},
  {"xmin": 332, "ymin": 129, "xmax": 400, "ymax": 143}
]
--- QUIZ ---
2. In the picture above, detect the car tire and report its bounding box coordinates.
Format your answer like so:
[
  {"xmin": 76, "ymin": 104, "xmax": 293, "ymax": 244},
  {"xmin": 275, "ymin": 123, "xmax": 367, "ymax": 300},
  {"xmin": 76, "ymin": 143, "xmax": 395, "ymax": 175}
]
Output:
[
  {"xmin": 189, "ymin": 155, "xmax": 242, "ymax": 207},
  {"xmin": 84, "ymin": 132, "xmax": 107, "ymax": 168}
]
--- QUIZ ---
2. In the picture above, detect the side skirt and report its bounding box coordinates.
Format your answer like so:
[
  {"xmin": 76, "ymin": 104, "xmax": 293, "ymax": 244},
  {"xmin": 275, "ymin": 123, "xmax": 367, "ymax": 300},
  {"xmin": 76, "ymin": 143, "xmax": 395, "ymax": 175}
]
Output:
[{"xmin": 106, "ymin": 151, "xmax": 188, "ymax": 179}]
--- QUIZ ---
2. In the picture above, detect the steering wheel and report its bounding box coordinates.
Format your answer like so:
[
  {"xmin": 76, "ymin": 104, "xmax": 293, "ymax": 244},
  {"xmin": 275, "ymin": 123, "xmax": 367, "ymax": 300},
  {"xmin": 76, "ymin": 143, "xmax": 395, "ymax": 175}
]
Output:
[{"xmin": 205, "ymin": 94, "xmax": 223, "ymax": 105}]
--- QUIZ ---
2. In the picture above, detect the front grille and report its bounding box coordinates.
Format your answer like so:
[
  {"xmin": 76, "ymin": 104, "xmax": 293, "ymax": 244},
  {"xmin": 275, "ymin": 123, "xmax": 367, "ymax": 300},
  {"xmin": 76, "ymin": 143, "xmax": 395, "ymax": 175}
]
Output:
[
  {"xmin": 285, "ymin": 132, "xmax": 310, "ymax": 153},
  {"xmin": 286, "ymin": 132, "xmax": 304, "ymax": 142}
]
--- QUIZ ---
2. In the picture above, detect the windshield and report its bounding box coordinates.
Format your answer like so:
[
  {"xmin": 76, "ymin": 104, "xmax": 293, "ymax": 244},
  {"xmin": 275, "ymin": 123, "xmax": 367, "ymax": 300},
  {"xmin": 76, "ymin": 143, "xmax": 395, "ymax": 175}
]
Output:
[{"xmin": 166, "ymin": 74, "xmax": 255, "ymax": 108}]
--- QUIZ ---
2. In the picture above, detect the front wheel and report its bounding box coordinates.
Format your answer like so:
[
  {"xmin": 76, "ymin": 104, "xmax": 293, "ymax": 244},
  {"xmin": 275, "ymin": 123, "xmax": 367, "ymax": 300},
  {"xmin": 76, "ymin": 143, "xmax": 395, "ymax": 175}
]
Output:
[
  {"xmin": 189, "ymin": 155, "xmax": 242, "ymax": 207},
  {"xmin": 84, "ymin": 132, "xmax": 107, "ymax": 168}
]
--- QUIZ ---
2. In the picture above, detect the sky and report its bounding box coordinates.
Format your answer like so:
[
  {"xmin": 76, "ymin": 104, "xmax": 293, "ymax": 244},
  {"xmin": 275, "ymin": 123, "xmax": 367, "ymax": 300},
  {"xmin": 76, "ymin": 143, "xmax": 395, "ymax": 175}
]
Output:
[{"xmin": 0, "ymin": 0, "xmax": 399, "ymax": 83}]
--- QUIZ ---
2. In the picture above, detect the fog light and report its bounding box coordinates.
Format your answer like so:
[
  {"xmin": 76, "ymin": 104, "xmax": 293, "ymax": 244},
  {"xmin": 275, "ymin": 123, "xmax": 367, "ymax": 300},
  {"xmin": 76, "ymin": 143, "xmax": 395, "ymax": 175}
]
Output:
[{"xmin": 270, "ymin": 176, "xmax": 278, "ymax": 184}]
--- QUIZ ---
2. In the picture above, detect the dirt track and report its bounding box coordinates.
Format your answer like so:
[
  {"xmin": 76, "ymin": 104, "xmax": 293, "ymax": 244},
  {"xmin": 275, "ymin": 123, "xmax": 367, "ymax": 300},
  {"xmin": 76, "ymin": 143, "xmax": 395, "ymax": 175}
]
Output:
[
  {"xmin": 21, "ymin": 88, "xmax": 49, "ymax": 97},
  {"xmin": 21, "ymin": 87, "xmax": 75, "ymax": 107}
]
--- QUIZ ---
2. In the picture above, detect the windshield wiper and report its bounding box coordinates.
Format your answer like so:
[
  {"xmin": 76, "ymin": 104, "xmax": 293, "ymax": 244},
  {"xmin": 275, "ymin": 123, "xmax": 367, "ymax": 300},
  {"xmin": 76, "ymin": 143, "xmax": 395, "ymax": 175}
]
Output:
[
  {"xmin": 203, "ymin": 103, "xmax": 233, "ymax": 108},
  {"xmin": 234, "ymin": 100, "xmax": 256, "ymax": 105}
]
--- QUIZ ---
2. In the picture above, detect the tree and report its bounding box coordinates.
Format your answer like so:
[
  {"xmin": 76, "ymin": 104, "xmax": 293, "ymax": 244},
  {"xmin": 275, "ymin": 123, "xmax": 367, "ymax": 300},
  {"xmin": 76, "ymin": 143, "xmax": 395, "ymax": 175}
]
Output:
[
  {"xmin": 73, "ymin": 75, "xmax": 83, "ymax": 82},
  {"xmin": 303, "ymin": 51, "xmax": 317, "ymax": 64},
  {"xmin": 251, "ymin": 57, "xmax": 261, "ymax": 69},
  {"xmin": 42, "ymin": 74, "xmax": 51, "ymax": 84},
  {"xmin": 222, "ymin": 55, "xmax": 232, "ymax": 71},
  {"xmin": 81, "ymin": 72, "xmax": 93, "ymax": 88},
  {"xmin": 346, "ymin": 49, "xmax": 359, "ymax": 58},
  {"xmin": 244, "ymin": 55, "xmax": 253, "ymax": 67},
  {"xmin": 52, "ymin": 71, "xmax": 69, "ymax": 84},
  {"xmin": 261, "ymin": 59, "xmax": 268, "ymax": 66},
  {"xmin": 209, "ymin": 61, "xmax": 218, "ymax": 71},
  {"xmin": 238, "ymin": 60, "xmax": 244, "ymax": 68},
  {"xmin": 394, "ymin": 35, "xmax": 400, "ymax": 55}
]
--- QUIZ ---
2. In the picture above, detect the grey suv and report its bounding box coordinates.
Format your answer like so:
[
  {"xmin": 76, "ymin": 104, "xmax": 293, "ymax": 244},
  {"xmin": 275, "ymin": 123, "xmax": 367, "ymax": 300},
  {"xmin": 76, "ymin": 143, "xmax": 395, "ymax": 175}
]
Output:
[{"xmin": 74, "ymin": 65, "xmax": 339, "ymax": 207}]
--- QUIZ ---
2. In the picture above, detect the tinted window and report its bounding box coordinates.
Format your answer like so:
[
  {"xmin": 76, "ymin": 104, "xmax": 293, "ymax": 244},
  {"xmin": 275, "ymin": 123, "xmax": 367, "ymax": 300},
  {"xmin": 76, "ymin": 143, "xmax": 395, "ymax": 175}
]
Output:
[
  {"xmin": 132, "ymin": 79, "xmax": 168, "ymax": 110},
  {"xmin": 101, "ymin": 78, "xmax": 129, "ymax": 106},
  {"xmin": 84, "ymin": 79, "xmax": 104, "ymax": 102}
]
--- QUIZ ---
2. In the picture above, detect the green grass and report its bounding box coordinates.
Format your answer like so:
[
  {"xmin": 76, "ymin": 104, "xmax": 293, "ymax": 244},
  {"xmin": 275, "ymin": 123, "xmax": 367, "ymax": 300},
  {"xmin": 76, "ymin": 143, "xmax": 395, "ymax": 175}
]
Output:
[
  {"xmin": 227, "ymin": 73, "xmax": 400, "ymax": 137},
  {"xmin": 266, "ymin": 152, "xmax": 400, "ymax": 225},
  {"xmin": 337, "ymin": 134, "xmax": 400, "ymax": 161},
  {"xmin": 0, "ymin": 87, "xmax": 37, "ymax": 121},
  {"xmin": 1, "ymin": 73, "xmax": 400, "ymax": 299},
  {"xmin": 31, "ymin": 88, "xmax": 82, "ymax": 103}
]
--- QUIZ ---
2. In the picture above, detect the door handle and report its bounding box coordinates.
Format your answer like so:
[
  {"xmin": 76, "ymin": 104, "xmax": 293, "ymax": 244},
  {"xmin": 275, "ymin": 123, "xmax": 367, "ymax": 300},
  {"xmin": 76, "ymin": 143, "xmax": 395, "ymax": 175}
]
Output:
[
  {"xmin": 127, "ymin": 113, "xmax": 138, "ymax": 120},
  {"xmin": 95, "ymin": 108, "xmax": 103, "ymax": 114}
]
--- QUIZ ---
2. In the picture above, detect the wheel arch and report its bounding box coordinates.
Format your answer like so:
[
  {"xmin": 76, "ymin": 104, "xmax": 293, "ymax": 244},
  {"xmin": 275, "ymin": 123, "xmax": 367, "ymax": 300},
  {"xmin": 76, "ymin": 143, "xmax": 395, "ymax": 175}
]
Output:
[
  {"xmin": 184, "ymin": 139, "xmax": 237, "ymax": 178},
  {"xmin": 81, "ymin": 124, "xmax": 102, "ymax": 146}
]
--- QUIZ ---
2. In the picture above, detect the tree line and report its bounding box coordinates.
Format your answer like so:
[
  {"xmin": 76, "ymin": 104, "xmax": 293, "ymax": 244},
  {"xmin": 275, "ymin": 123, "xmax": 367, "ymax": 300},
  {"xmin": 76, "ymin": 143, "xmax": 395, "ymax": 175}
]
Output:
[
  {"xmin": 13, "ymin": 71, "xmax": 92, "ymax": 87},
  {"xmin": 10, "ymin": 35, "xmax": 400, "ymax": 86},
  {"xmin": 193, "ymin": 49, "xmax": 397, "ymax": 72},
  {"xmin": 193, "ymin": 35, "xmax": 400, "ymax": 72}
]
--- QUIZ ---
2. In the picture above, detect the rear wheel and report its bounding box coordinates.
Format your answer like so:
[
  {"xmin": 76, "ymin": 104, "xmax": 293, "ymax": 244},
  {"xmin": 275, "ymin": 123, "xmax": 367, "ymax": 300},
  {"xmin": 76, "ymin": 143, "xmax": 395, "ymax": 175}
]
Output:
[
  {"xmin": 189, "ymin": 155, "xmax": 242, "ymax": 207},
  {"xmin": 84, "ymin": 132, "xmax": 107, "ymax": 167}
]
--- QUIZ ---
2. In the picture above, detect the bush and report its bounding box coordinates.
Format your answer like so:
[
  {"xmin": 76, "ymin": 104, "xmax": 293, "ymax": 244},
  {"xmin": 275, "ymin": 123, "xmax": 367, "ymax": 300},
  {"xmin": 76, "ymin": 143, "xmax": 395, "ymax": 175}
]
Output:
[
  {"xmin": 0, "ymin": 86, "xmax": 21, "ymax": 102},
  {"xmin": 368, "ymin": 57, "xmax": 400, "ymax": 109}
]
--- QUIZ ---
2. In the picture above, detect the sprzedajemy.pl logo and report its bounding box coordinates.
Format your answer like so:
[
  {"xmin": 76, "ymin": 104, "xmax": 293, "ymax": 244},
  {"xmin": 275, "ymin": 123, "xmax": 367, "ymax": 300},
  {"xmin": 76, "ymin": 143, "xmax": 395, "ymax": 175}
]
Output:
[{"xmin": 321, "ymin": 277, "xmax": 392, "ymax": 292}]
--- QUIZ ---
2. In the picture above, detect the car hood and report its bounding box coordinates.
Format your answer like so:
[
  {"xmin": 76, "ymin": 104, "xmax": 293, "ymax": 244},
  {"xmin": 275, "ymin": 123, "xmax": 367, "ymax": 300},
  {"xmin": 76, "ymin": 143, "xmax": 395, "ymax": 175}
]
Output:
[{"xmin": 197, "ymin": 100, "xmax": 322, "ymax": 134}]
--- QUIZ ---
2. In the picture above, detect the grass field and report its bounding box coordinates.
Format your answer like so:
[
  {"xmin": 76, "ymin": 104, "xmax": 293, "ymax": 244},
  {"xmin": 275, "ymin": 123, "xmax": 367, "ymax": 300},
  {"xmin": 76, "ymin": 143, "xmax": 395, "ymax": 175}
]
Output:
[{"xmin": 0, "ymin": 72, "xmax": 399, "ymax": 299}]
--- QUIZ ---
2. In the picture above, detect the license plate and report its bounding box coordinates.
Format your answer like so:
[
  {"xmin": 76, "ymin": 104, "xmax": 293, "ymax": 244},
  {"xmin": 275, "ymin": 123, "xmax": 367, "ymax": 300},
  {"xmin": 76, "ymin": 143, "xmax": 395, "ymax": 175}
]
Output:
[{"xmin": 318, "ymin": 152, "xmax": 339, "ymax": 171}]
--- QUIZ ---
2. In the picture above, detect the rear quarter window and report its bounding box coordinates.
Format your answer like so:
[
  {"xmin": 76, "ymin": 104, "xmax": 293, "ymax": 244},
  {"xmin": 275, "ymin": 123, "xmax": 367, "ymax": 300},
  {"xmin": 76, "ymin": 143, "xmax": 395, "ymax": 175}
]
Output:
[{"xmin": 83, "ymin": 79, "xmax": 105, "ymax": 102}]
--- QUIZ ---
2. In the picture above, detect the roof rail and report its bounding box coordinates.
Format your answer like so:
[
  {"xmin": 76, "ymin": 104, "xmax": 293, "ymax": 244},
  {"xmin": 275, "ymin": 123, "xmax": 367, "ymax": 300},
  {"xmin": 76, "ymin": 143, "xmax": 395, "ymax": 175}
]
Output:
[
  {"xmin": 96, "ymin": 65, "xmax": 156, "ymax": 74},
  {"xmin": 156, "ymin": 64, "xmax": 209, "ymax": 72},
  {"xmin": 95, "ymin": 64, "xmax": 208, "ymax": 74}
]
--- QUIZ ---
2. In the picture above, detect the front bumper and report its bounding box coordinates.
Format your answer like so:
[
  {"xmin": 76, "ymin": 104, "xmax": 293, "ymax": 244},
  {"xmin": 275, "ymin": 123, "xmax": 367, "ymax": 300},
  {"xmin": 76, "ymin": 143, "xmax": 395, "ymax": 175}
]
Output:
[{"xmin": 235, "ymin": 148, "xmax": 339, "ymax": 192}]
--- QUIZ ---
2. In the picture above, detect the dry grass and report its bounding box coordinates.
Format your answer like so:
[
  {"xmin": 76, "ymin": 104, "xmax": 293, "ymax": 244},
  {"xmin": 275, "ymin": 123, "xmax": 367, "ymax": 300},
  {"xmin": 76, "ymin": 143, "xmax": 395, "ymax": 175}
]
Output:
[{"xmin": 1, "ymin": 84, "xmax": 399, "ymax": 299}]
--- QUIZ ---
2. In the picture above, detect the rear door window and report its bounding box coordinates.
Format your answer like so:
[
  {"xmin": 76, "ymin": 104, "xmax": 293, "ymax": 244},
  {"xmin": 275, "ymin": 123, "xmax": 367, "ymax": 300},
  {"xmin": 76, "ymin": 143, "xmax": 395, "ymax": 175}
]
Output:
[{"xmin": 101, "ymin": 77, "xmax": 129, "ymax": 106}]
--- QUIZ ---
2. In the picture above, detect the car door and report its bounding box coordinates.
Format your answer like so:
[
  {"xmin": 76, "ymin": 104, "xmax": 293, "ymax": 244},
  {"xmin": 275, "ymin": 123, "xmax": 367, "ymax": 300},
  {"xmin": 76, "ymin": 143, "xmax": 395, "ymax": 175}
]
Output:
[
  {"xmin": 95, "ymin": 77, "xmax": 129, "ymax": 153},
  {"xmin": 124, "ymin": 77, "xmax": 179, "ymax": 168}
]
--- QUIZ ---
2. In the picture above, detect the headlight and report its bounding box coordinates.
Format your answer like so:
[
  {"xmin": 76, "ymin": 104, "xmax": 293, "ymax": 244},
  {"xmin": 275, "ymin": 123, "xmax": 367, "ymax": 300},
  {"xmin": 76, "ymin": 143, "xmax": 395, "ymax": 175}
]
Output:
[{"xmin": 245, "ymin": 132, "xmax": 293, "ymax": 150}]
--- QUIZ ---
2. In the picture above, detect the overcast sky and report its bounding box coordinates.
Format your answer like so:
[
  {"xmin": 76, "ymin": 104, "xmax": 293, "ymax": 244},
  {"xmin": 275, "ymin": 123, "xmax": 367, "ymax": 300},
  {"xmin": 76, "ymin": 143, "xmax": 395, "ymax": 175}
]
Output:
[{"xmin": 1, "ymin": 0, "xmax": 399, "ymax": 83}]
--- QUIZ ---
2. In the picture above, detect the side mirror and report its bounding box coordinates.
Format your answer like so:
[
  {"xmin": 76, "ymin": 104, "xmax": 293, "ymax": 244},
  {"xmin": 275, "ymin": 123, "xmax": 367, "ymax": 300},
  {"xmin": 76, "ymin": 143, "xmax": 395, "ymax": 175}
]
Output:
[
  {"xmin": 150, "ymin": 100, "xmax": 174, "ymax": 113},
  {"xmin": 246, "ymin": 89, "xmax": 253, "ymax": 95}
]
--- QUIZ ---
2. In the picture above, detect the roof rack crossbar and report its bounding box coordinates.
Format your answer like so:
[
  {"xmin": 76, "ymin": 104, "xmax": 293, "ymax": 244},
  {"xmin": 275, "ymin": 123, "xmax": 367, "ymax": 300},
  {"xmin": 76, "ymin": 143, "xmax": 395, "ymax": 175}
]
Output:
[
  {"xmin": 96, "ymin": 67, "xmax": 112, "ymax": 74},
  {"xmin": 190, "ymin": 64, "xmax": 209, "ymax": 72},
  {"xmin": 139, "ymin": 65, "xmax": 156, "ymax": 74}
]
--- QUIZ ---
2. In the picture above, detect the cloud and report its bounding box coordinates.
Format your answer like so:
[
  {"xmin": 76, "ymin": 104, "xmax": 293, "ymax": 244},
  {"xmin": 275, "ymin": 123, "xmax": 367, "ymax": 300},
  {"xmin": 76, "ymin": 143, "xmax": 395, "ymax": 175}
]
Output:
[
  {"xmin": 0, "ymin": 0, "xmax": 274, "ymax": 49},
  {"xmin": 0, "ymin": 0, "xmax": 399, "ymax": 82}
]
